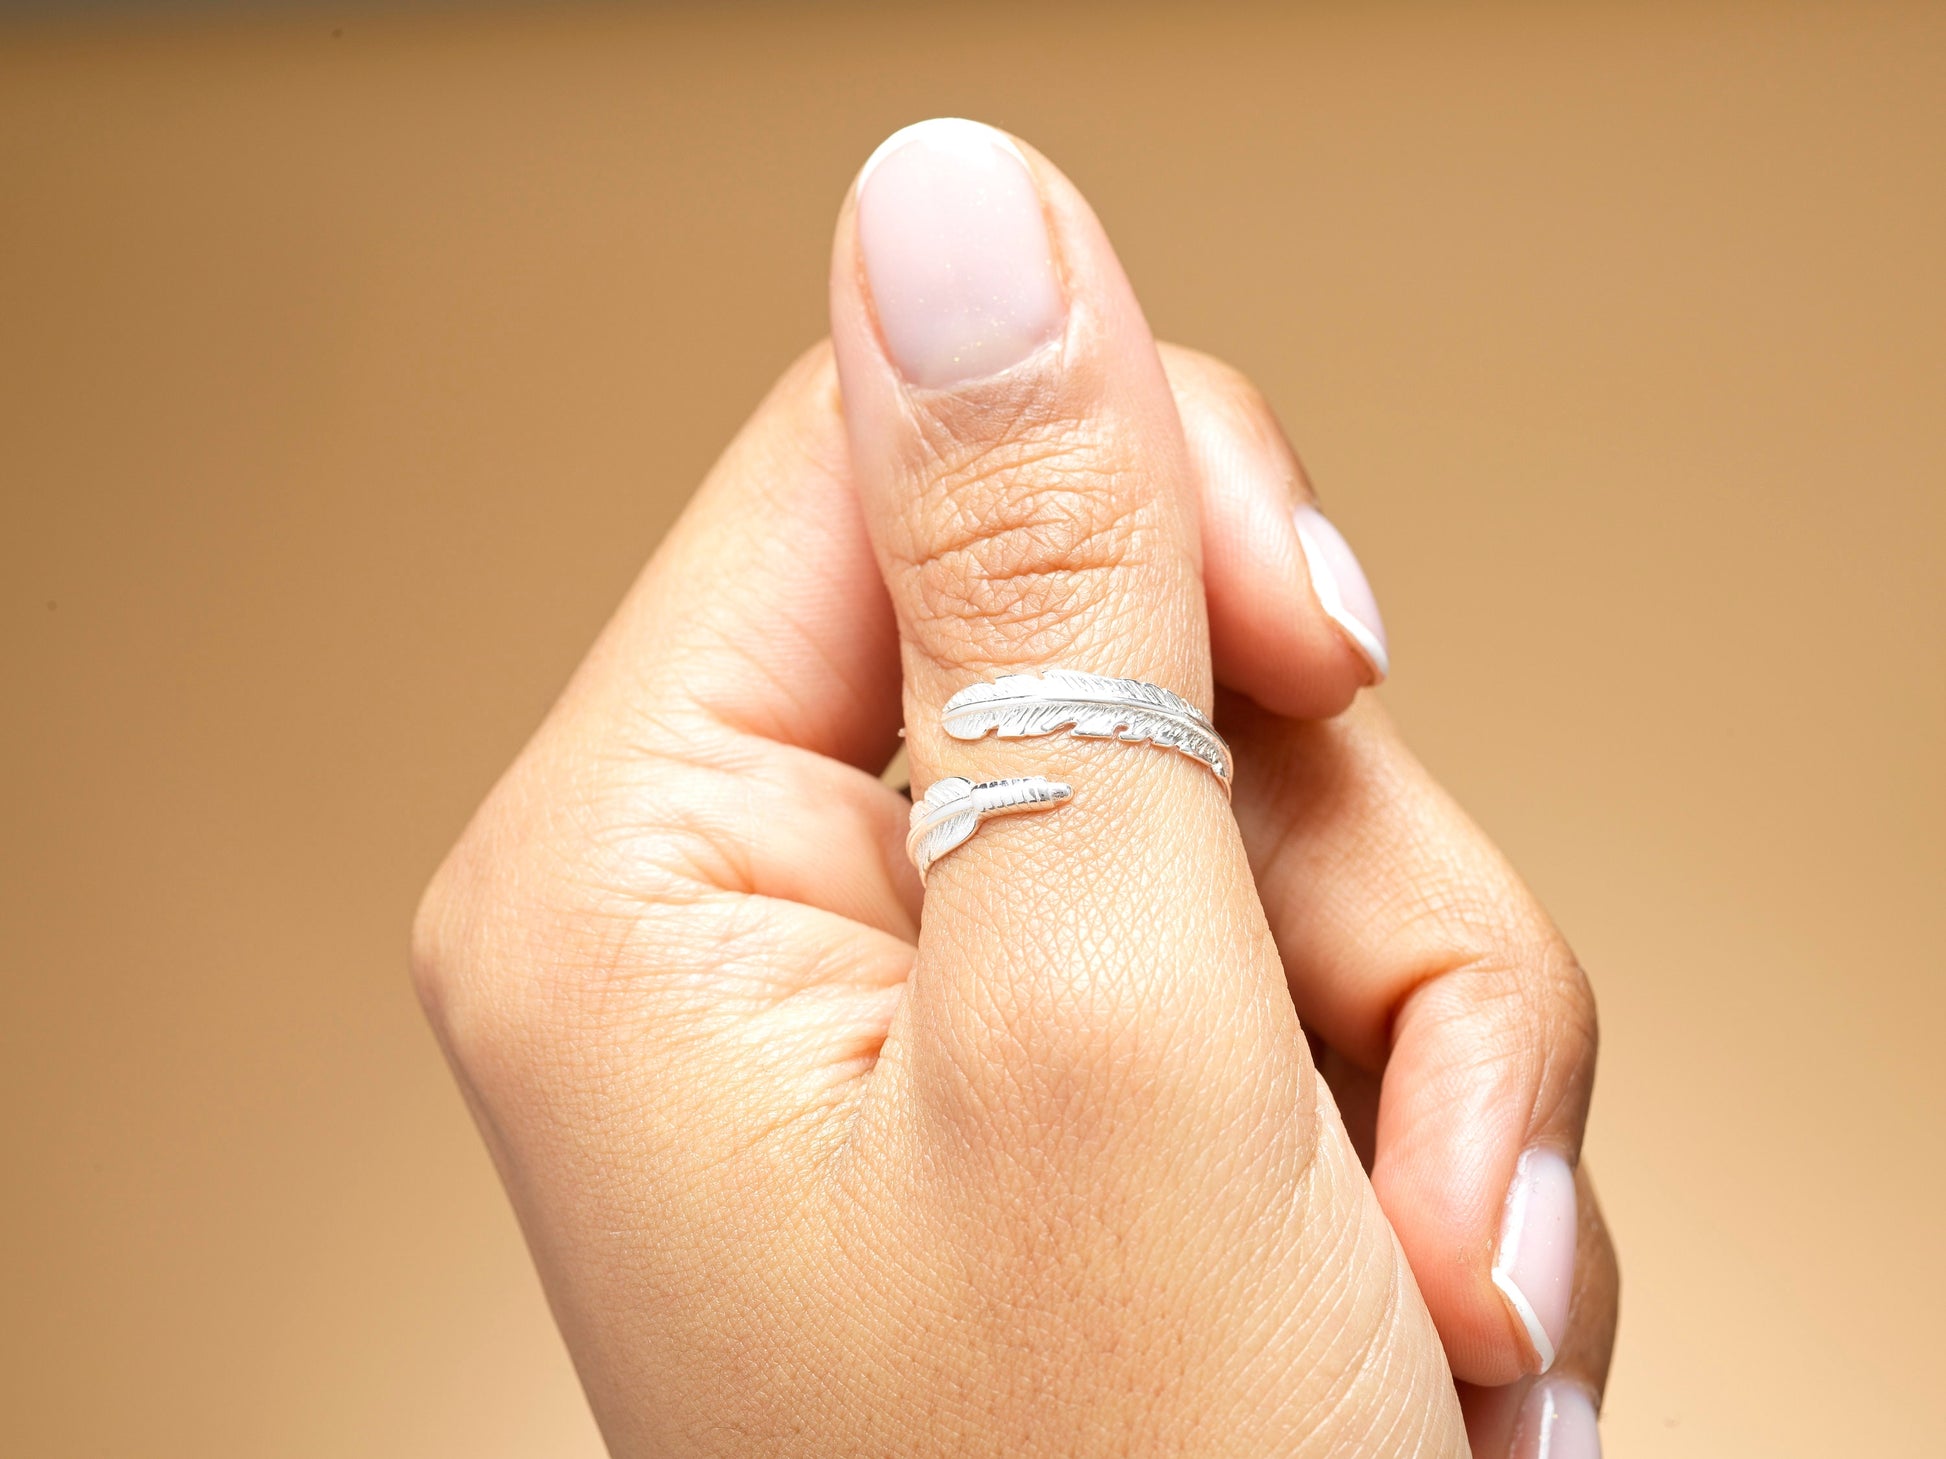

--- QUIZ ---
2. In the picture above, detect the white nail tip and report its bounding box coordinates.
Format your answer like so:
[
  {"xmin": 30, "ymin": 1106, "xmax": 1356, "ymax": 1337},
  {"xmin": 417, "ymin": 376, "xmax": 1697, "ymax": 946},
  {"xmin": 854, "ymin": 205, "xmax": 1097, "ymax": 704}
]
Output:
[
  {"xmin": 855, "ymin": 117, "xmax": 1029, "ymax": 197},
  {"xmin": 1491, "ymin": 1266, "xmax": 1559, "ymax": 1374},
  {"xmin": 1293, "ymin": 506, "xmax": 1390, "ymax": 681},
  {"xmin": 1493, "ymin": 1147, "xmax": 1577, "ymax": 1376}
]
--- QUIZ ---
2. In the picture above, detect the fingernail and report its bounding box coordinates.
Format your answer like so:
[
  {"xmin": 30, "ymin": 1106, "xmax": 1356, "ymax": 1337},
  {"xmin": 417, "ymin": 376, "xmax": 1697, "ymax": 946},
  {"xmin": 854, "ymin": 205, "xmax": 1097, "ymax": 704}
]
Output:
[
  {"xmin": 855, "ymin": 118, "xmax": 1065, "ymax": 389},
  {"xmin": 1491, "ymin": 1148, "xmax": 1578, "ymax": 1374},
  {"xmin": 1293, "ymin": 505, "xmax": 1389, "ymax": 681},
  {"xmin": 1511, "ymin": 1381, "xmax": 1601, "ymax": 1459}
]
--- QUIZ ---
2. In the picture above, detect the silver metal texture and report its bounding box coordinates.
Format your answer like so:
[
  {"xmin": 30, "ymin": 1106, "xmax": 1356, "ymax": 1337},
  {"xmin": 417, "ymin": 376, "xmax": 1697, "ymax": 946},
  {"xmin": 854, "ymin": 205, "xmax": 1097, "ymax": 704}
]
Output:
[
  {"xmin": 905, "ymin": 775, "xmax": 1073, "ymax": 883},
  {"xmin": 938, "ymin": 668, "xmax": 1232, "ymax": 793}
]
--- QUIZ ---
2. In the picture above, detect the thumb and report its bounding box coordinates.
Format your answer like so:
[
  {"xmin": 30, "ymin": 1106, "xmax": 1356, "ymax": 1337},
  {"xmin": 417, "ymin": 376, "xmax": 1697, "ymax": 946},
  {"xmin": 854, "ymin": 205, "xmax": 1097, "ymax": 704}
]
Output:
[
  {"xmin": 829, "ymin": 118, "xmax": 1466, "ymax": 1455},
  {"xmin": 831, "ymin": 115, "xmax": 1275, "ymax": 1133}
]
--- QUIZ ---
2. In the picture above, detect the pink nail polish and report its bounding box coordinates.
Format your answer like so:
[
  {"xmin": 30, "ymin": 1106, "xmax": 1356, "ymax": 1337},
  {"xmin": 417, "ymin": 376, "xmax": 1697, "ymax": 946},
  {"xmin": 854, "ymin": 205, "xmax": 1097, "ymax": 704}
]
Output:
[
  {"xmin": 1511, "ymin": 1382, "xmax": 1601, "ymax": 1459},
  {"xmin": 1492, "ymin": 1148, "xmax": 1578, "ymax": 1373},
  {"xmin": 855, "ymin": 118, "xmax": 1065, "ymax": 389},
  {"xmin": 1292, "ymin": 505, "xmax": 1389, "ymax": 681}
]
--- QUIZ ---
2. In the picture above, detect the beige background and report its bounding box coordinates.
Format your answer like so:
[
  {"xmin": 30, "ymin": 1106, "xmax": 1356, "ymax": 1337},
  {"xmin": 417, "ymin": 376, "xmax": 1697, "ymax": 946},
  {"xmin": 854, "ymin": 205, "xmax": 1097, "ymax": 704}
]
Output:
[{"xmin": 3, "ymin": 2, "xmax": 1942, "ymax": 1454}]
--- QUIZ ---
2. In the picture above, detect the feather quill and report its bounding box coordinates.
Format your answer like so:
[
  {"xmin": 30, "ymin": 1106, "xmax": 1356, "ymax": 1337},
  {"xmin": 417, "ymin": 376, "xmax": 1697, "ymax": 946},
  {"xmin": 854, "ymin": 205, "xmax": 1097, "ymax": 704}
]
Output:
[
  {"xmin": 939, "ymin": 669, "xmax": 1231, "ymax": 791},
  {"xmin": 906, "ymin": 775, "xmax": 1072, "ymax": 882}
]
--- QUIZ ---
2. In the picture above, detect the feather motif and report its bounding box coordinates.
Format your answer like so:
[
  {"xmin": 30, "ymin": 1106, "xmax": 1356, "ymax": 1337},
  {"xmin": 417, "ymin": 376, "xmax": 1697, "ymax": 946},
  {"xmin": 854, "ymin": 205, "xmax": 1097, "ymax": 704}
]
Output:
[
  {"xmin": 906, "ymin": 775, "xmax": 1072, "ymax": 883},
  {"xmin": 939, "ymin": 668, "xmax": 1231, "ymax": 791}
]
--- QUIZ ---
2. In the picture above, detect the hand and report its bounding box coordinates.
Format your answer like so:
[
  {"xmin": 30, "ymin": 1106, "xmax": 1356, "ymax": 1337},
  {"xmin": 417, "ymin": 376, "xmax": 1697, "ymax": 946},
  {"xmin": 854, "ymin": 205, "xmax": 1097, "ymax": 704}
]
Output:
[{"xmin": 414, "ymin": 119, "xmax": 1612, "ymax": 1456}]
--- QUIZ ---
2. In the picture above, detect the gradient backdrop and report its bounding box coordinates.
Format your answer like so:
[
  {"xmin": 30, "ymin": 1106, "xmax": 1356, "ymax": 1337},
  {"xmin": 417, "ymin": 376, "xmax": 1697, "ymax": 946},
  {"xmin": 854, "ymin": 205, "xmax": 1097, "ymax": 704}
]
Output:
[{"xmin": 4, "ymin": 2, "xmax": 1942, "ymax": 1455}]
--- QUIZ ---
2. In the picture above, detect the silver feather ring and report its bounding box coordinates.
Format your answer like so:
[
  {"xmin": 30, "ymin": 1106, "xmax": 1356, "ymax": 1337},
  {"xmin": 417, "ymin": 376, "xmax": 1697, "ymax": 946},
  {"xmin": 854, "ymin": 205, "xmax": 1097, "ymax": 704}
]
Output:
[
  {"xmin": 939, "ymin": 668, "xmax": 1232, "ymax": 794},
  {"xmin": 906, "ymin": 776, "xmax": 1074, "ymax": 883}
]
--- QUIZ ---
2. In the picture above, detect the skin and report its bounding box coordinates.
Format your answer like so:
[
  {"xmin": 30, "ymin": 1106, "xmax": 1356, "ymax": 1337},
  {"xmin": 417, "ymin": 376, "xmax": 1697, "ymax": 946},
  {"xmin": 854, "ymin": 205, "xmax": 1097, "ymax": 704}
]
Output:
[{"xmin": 413, "ymin": 133, "xmax": 1616, "ymax": 1455}]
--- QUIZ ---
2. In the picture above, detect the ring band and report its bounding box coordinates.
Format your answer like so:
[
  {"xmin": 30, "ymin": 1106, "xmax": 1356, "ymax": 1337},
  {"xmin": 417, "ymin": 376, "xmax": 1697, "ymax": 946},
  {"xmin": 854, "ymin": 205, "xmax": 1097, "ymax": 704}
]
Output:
[
  {"xmin": 906, "ymin": 776, "xmax": 1072, "ymax": 883},
  {"xmin": 939, "ymin": 668, "xmax": 1232, "ymax": 793}
]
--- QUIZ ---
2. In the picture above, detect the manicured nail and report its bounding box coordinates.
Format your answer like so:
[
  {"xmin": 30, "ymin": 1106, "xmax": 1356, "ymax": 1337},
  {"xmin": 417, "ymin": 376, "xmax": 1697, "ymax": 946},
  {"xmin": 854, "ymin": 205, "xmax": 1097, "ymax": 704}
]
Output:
[
  {"xmin": 855, "ymin": 118, "xmax": 1065, "ymax": 389},
  {"xmin": 1292, "ymin": 505, "xmax": 1389, "ymax": 681},
  {"xmin": 1511, "ymin": 1381, "xmax": 1600, "ymax": 1459},
  {"xmin": 1492, "ymin": 1148, "xmax": 1578, "ymax": 1373}
]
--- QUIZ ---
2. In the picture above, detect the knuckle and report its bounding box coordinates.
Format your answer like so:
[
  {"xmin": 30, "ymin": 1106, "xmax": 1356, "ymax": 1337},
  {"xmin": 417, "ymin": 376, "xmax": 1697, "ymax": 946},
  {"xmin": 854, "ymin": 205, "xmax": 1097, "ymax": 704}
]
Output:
[
  {"xmin": 891, "ymin": 407, "xmax": 1176, "ymax": 668},
  {"xmin": 935, "ymin": 954, "xmax": 1162, "ymax": 1127},
  {"xmin": 408, "ymin": 858, "xmax": 463, "ymax": 1032},
  {"xmin": 924, "ymin": 986, "xmax": 1170, "ymax": 1163},
  {"xmin": 1392, "ymin": 882, "xmax": 1600, "ymax": 1074},
  {"xmin": 916, "ymin": 900, "xmax": 1316, "ymax": 1179},
  {"xmin": 406, "ymin": 784, "xmax": 598, "ymax": 1078},
  {"xmin": 407, "ymin": 746, "xmax": 758, "ymax": 1088},
  {"xmin": 1547, "ymin": 952, "xmax": 1600, "ymax": 1060},
  {"xmin": 1454, "ymin": 946, "xmax": 1596, "ymax": 1065},
  {"xmin": 408, "ymin": 815, "xmax": 530, "ymax": 1073}
]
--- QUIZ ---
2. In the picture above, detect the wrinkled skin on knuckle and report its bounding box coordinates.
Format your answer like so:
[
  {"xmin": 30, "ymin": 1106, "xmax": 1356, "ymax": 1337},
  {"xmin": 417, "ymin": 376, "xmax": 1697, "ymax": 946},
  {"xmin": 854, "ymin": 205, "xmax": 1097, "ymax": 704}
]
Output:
[
  {"xmin": 1384, "ymin": 868, "xmax": 1599, "ymax": 1076},
  {"xmin": 1390, "ymin": 923, "xmax": 1599, "ymax": 1165},
  {"xmin": 885, "ymin": 401, "xmax": 1176, "ymax": 671},
  {"xmin": 1454, "ymin": 932, "xmax": 1597, "ymax": 1112}
]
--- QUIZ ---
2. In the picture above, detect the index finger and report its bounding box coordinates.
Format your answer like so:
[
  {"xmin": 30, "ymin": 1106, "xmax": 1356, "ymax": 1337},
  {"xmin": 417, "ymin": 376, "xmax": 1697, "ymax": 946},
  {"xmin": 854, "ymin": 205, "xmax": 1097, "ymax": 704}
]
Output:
[
  {"xmin": 1162, "ymin": 348, "xmax": 1601, "ymax": 1386},
  {"xmin": 1228, "ymin": 687, "xmax": 1600, "ymax": 1388}
]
